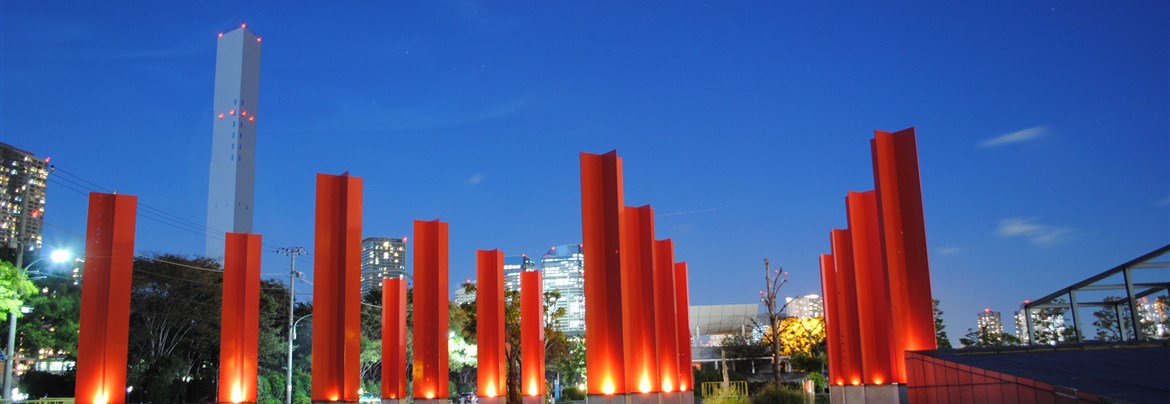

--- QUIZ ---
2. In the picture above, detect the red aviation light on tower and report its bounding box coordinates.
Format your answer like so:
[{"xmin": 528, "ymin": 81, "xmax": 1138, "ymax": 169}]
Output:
[
  {"xmin": 241, "ymin": 23, "xmax": 247, "ymax": 28},
  {"xmin": 218, "ymin": 33, "xmax": 224, "ymax": 38}
]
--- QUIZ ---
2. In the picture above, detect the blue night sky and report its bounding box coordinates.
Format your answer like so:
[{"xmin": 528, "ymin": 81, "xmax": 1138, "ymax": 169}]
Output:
[{"xmin": 2, "ymin": 2, "xmax": 1167, "ymax": 343}]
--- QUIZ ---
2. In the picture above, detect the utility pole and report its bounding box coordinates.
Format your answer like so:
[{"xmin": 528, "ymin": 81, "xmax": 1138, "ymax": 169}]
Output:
[
  {"xmin": 3, "ymin": 179, "xmax": 32, "ymax": 401},
  {"xmin": 277, "ymin": 247, "xmax": 306, "ymax": 404}
]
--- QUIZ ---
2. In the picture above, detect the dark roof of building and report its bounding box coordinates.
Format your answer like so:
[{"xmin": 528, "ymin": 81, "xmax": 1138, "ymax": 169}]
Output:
[{"xmin": 924, "ymin": 342, "xmax": 1170, "ymax": 403}]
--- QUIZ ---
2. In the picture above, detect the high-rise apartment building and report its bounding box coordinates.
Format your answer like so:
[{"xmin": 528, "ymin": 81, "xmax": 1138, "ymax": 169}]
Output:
[
  {"xmin": 504, "ymin": 255, "xmax": 536, "ymax": 292},
  {"xmin": 0, "ymin": 143, "xmax": 49, "ymax": 262},
  {"xmin": 541, "ymin": 244, "xmax": 585, "ymax": 336},
  {"xmin": 784, "ymin": 294, "xmax": 824, "ymax": 319},
  {"xmin": 360, "ymin": 237, "xmax": 407, "ymax": 294},
  {"xmin": 977, "ymin": 309, "xmax": 1004, "ymax": 338},
  {"xmin": 453, "ymin": 281, "xmax": 476, "ymax": 305},
  {"xmin": 206, "ymin": 25, "xmax": 261, "ymax": 258}
]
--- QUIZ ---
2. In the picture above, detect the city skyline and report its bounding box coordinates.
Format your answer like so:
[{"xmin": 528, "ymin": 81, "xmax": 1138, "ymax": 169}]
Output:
[{"xmin": 0, "ymin": 2, "xmax": 1166, "ymax": 344}]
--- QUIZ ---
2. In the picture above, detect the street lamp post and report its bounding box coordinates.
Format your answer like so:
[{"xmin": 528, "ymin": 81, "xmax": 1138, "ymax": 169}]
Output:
[
  {"xmin": 277, "ymin": 247, "xmax": 306, "ymax": 404},
  {"xmin": 286, "ymin": 313, "xmax": 312, "ymax": 402},
  {"xmin": 2, "ymin": 248, "xmax": 69, "ymax": 400}
]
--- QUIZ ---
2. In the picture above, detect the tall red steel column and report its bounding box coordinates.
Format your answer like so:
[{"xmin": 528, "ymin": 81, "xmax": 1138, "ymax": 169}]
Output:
[
  {"xmin": 673, "ymin": 262, "xmax": 694, "ymax": 404},
  {"xmin": 620, "ymin": 205, "xmax": 659, "ymax": 398},
  {"xmin": 818, "ymin": 254, "xmax": 844, "ymax": 387},
  {"xmin": 219, "ymin": 233, "xmax": 262, "ymax": 404},
  {"xmin": 75, "ymin": 193, "xmax": 137, "ymax": 404},
  {"xmin": 412, "ymin": 219, "xmax": 450, "ymax": 402},
  {"xmin": 846, "ymin": 191, "xmax": 895, "ymax": 385},
  {"xmin": 311, "ymin": 173, "xmax": 363, "ymax": 403},
  {"xmin": 382, "ymin": 278, "xmax": 407, "ymax": 401},
  {"xmin": 476, "ymin": 250, "xmax": 506, "ymax": 402},
  {"xmin": 872, "ymin": 127, "xmax": 936, "ymax": 383},
  {"xmin": 521, "ymin": 270, "xmax": 546, "ymax": 403},
  {"xmin": 830, "ymin": 229, "xmax": 864, "ymax": 386},
  {"xmin": 652, "ymin": 240, "xmax": 679, "ymax": 395},
  {"xmin": 579, "ymin": 151, "xmax": 626, "ymax": 399}
]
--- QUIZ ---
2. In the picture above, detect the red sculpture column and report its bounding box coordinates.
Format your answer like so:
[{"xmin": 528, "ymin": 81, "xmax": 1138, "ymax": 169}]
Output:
[
  {"xmin": 311, "ymin": 173, "xmax": 363, "ymax": 403},
  {"xmin": 382, "ymin": 277, "xmax": 407, "ymax": 402},
  {"xmin": 673, "ymin": 262, "xmax": 694, "ymax": 404},
  {"xmin": 580, "ymin": 151, "xmax": 626, "ymax": 401},
  {"xmin": 846, "ymin": 191, "xmax": 895, "ymax": 385},
  {"xmin": 75, "ymin": 192, "xmax": 137, "ymax": 404},
  {"xmin": 412, "ymin": 219, "xmax": 449, "ymax": 403},
  {"xmin": 476, "ymin": 250, "xmax": 506, "ymax": 404},
  {"xmin": 652, "ymin": 239, "xmax": 680, "ymax": 402},
  {"xmin": 620, "ymin": 205, "xmax": 659, "ymax": 402},
  {"xmin": 830, "ymin": 229, "xmax": 864, "ymax": 387},
  {"xmin": 872, "ymin": 128, "xmax": 936, "ymax": 384},
  {"xmin": 818, "ymin": 254, "xmax": 844, "ymax": 390},
  {"xmin": 521, "ymin": 270, "xmax": 546, "ymax": 404},
  {"xmin": 218, "ymin": 232, "xmax": 262, "ymax": 404}
]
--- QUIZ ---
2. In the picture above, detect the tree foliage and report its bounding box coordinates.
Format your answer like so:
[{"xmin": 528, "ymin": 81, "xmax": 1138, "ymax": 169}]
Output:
[
  {"xmin": 766, "ymin": 317, "xmax": 825, "ymax": 357},
  {"xmin": 933, "ymin": 299, "xmax": 952, "ymax": 349},
  {"xmin": 19, "ymin": 275, "xmax": 80, "ymax": 358},
  {"xmin": 0, "ymin": 259, "xmax": 38, "ymax": 317},
  {"xmin": 958, "ymin": 328, "xmax": 1019, "ymax": 348},
  {"xmin": 1091, "ymin": 296, "xmax": 1159, "ymax": 341},
  {"xmin": 1025, "ymin": 298, "xmax": 1077, "ymax": 345},
  {"xmin": 126, "ymin": 255, "xmax": 223, "ymax": 403}
]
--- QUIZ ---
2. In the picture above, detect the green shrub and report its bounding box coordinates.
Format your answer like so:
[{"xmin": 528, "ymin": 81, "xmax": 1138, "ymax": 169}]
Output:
[
  {"xmin": 561, "ymin": 385, "xmax": 586, "ymax": 400},
  {"xmin": 806, "ymin": 372, "xmax": 826, "ymax": 392},
  {"xmin": 749, "ymin": 384, "xmax": 806, "ymax": 404}
]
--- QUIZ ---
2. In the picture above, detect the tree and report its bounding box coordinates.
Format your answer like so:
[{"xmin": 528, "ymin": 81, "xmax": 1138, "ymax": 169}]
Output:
[
  {"xmin": 449, "ymin": 284, "xmax": 478, "ymax": 396},
  {"xmin": 933, "ymin": 299, "xmax": 953, "ymax": 349},
  {"xmin": 1091, "ymin": 296, "xmax": 1157, "ymax": 341},
  {"xmin": 718, "ymin": 332, "xmax": 767, "ymax": 375},
  {"xmin": 768, "ymin": 317, "xmax": 825, "ymax": 357},
  {"xmin": 126, "ymin": 255, "xmax": 223, "ymax": 403},
  {"xmin": 359, "ymin": 287, "xmax": 384, "ymax": 396},
  {"xmin": 18, "ymin": 275, "xmax": 80, "ymax": 359},
  {"xmin": 958, "ymin": 328, "xmax": 1019, "ymax": 348},
  {"xmin": 0, "ymin": 260, "xmax": 38, "ymax": 317},
  {"xmin": 1025, "ymin": 299, "xmax": 1077, "ymax": 345},
  {"xmin": 757, "ymin": 259, "xmax": 789, "ymax": 387},
  {"xmin": 255, "ymin": 279, "xmax": 300, "ymax": 404},
  {"xmin": 553, "ymin": 336, "xmax": 586, "ymax": 390}
]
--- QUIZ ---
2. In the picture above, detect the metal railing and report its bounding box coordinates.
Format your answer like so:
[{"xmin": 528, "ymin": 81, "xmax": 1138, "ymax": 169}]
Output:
[{"xmin": 701, "ymin": 381, "xmax": 748, "ymax": 398}]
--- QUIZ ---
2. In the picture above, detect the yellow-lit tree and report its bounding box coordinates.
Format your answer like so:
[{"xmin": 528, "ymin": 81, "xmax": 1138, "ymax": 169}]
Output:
[{"xmin": 763, "ymin": 317, "xmax": 826, "ymax": 356}]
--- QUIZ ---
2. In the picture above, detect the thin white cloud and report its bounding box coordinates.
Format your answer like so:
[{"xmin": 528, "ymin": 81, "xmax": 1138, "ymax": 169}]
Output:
[
  {"xmin": 996, "ymin": 217, "xmax": 1073, "ymax": 246},
  {"xmin": 981, "ymin": 126, "xmax": 1047, "ymax": 148},
  {"xmin": 1155, "ymin": 197, "xmax": 1170, "ymax": 206},
  {"xmin": 997, "ymin": 217, "xmax": 1044, "ymax": 237},
  {"xmin": 937, "ymin": 247, "xmax": 961, "ymax": 256},
  {"xmin": 464, "ymin": 173, "xmax": 484, "ymax": 185},
  {"xmin": 658, "ymin": 207, "xmax": 720, "ymax": 217}
]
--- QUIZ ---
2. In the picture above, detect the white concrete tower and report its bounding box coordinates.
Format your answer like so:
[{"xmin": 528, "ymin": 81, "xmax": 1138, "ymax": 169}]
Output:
[{"xmin": 206, "ymin": 24, "xmax": 261, "ymax": 258}]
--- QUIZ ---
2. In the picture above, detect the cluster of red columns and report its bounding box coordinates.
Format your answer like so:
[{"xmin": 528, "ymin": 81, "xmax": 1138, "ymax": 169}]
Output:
[
  {"xmin": 71, "ymin": 150, "xmax": 693, "ymax": 404},
  {"xmin": 819, "ymin": 128, "xmax": 937, "ymax": 398},
  {"xmin": 580, "ymin": 151, "xmax": 694, "ymax": 403}
]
